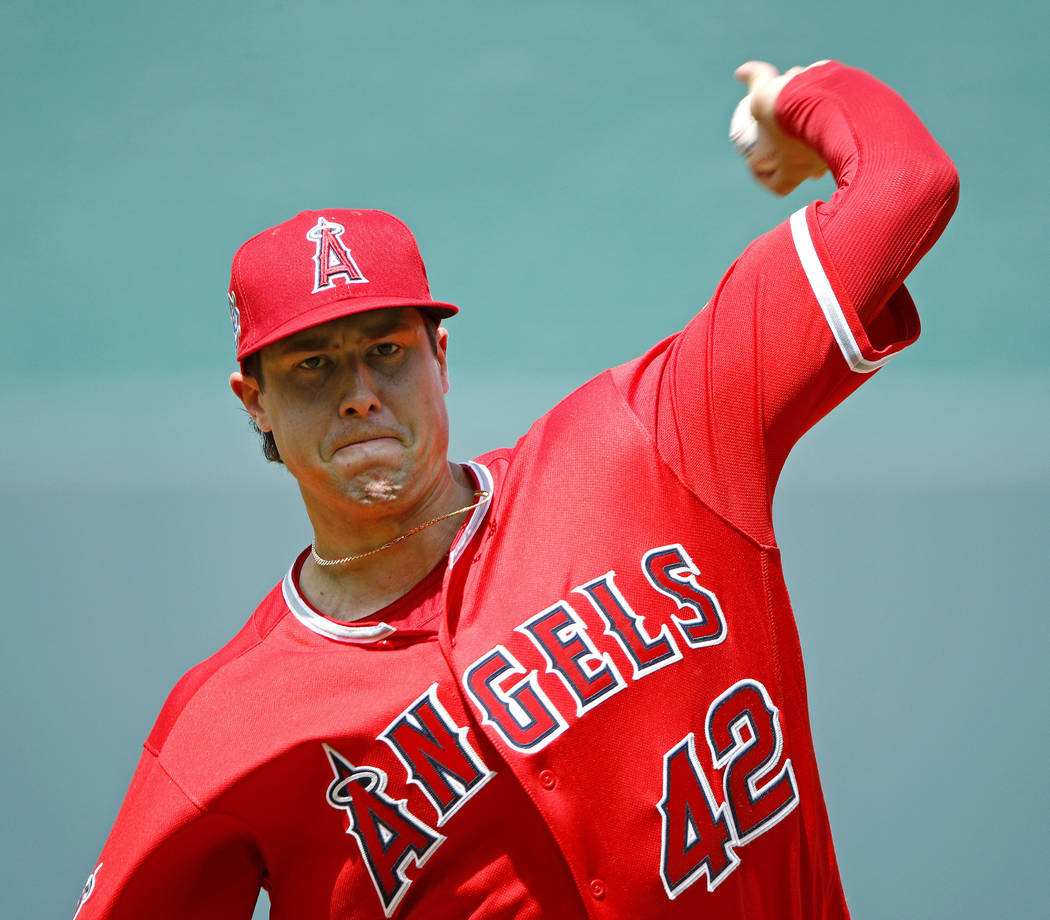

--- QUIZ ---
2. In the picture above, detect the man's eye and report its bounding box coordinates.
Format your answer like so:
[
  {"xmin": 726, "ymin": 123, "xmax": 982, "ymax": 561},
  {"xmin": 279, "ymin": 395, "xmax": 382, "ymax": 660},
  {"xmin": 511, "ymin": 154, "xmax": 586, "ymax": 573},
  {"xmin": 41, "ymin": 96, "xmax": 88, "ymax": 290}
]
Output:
[
  {"xmin": 373, "ymin": 343, "xmax": 401, "ymax": 357},
  {"xmin": 298, "ymin": 356, "xmax": 327, "ymax": 370}
]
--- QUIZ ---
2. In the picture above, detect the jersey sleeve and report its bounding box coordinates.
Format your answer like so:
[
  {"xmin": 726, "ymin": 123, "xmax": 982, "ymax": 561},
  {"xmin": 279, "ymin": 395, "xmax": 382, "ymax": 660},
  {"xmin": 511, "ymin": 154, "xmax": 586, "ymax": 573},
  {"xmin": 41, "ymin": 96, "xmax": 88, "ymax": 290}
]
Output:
[
  {"xmin": 72, "ymin": 749, "xmax": 264, "ymax": 920},
  {"xmin": 612, "ymin": 62, "xmax": 959, "ymax": 544}
]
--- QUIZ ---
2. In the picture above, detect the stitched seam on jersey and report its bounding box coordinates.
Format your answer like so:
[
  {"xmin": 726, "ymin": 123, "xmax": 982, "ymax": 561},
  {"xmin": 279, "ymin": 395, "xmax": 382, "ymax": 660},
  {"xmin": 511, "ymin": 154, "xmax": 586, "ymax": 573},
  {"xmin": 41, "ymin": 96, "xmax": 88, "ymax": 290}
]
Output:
[
  {"xmin": 151, "ymin": 748, "xmax": 269, "ymax": 856},
  {"xmin": 755, "ymin": 263, "xmax": 775, "ymax": 537},
  {"xmin": 146, "ymin": 757, "xmax": 270, "ymax": 879},
  {"xmin": 149, "ymin": 750, "xmax": 206, "ymax": 813},
  {"xmin": 700, "ymin": 256, "xmax": 777, "ymax": 548},
  {"xmin": 607, "ymin": 367, "xmax": 776, "ymax": 553},
  {"xmin": 144, "ymin": 634, "xmax": 270, "ymax": 758},
  {"xmin": 760, "ymin": 550, "xmax": 785, "ymax": 696},
  {"xmin": 253, "ymin": 597, "xmax": 287, "ymax": 642}
]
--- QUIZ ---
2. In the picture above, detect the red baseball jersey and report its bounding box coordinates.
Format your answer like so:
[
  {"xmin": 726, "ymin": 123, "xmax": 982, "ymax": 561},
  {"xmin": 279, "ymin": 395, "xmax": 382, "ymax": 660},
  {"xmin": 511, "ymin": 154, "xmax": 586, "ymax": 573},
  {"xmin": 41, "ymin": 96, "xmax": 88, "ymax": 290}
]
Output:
[{"xmin": 74, "ymin": 63, "xmax": 958, "ymax": 919}]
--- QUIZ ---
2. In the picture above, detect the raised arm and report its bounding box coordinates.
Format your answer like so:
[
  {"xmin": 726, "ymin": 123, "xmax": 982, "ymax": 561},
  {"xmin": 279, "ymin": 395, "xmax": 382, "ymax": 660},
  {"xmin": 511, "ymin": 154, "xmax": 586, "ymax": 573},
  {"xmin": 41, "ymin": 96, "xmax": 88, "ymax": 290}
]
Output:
[
  {"xmin": 738, "ymin": 59, "xmax": 959, "ymax": 320},
  {"xmin": 613, "ymin": 60, "xmax": 959, "ymax": 544}
]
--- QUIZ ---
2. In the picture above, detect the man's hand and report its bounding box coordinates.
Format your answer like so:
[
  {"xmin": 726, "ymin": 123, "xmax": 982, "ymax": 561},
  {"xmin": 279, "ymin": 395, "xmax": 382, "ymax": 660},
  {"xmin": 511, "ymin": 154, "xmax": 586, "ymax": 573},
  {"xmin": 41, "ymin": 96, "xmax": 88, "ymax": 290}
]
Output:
[{"xmin": 733, "ymin": 60, "xmax": 830, "ymax": 196}]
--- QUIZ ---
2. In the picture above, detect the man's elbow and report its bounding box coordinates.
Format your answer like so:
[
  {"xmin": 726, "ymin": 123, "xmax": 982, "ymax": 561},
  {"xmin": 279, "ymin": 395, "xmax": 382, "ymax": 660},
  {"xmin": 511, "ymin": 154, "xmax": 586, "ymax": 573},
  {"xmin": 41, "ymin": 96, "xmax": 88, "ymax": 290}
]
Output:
[
  {"xmin": 923, "ymin": 151, "xmax": 960, "ymax": 218},
  {"xmin": 874, "ymin": 148, "xmax": 960, "ymax": 251},
  {"xmin": 909, "ymin": 149, "xmax": 960, "ymax": 227}
]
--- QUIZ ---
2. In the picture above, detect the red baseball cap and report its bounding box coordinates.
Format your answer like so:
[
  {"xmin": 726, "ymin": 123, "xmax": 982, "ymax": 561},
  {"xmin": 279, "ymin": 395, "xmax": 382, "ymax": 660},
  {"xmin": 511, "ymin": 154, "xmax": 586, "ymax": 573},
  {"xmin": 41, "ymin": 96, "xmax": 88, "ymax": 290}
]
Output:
[{"xmin": 228, "ymin": 209, "xmax": 458, "ymax": 361}]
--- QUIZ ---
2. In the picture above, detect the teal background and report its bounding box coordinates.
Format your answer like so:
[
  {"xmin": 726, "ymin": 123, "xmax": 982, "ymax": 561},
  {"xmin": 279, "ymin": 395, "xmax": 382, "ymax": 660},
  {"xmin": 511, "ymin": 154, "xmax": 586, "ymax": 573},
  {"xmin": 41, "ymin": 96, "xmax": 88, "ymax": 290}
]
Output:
[{"xmin": 2, "ymin": 1, "xmax": 1047, "ymax": 917}]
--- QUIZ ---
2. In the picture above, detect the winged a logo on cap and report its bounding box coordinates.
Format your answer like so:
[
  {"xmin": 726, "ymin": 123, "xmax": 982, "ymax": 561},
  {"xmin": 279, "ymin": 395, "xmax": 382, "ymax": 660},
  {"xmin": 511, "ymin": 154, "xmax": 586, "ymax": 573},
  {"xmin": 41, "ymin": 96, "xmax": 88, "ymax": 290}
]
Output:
[{"xmin": 306, "ymin": 217, "xmax": 369, "ymax": 294}]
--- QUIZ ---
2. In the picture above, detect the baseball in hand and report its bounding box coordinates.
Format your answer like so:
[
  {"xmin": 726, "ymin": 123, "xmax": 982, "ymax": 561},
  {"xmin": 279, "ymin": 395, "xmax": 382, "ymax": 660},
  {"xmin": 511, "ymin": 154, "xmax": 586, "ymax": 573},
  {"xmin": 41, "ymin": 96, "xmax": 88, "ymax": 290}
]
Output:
[
  {"xmin": 730, "ymin": 60, "xmax": 831, "ymax": 195},
  {"xmin": 729, "ymin": 94, "xmax": 777, "ymax": 171}
]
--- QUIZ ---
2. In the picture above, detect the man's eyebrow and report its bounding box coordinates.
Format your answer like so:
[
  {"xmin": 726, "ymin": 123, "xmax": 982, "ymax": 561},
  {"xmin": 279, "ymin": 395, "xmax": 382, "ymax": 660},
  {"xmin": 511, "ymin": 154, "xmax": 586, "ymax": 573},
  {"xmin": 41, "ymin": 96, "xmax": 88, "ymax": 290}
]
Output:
[
  {"xmin": 272, "ymin": 332, "xmax": 333, "ymax": 354},
  {"xmin": 273, "ymin": 312, "xmax": 414, "ymax": 354},
  {"xmin": 356, "ymin": 311, "xmax": 413, "ymax": 340}
]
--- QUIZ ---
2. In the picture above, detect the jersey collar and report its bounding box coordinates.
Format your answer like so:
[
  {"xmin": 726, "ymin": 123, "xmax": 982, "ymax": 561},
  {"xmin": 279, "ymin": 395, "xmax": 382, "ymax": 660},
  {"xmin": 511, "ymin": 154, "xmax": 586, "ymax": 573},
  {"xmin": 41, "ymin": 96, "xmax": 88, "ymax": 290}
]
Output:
[{"xmin": 282, "ymin": 460, "xmax": 494, "ymax": 644}]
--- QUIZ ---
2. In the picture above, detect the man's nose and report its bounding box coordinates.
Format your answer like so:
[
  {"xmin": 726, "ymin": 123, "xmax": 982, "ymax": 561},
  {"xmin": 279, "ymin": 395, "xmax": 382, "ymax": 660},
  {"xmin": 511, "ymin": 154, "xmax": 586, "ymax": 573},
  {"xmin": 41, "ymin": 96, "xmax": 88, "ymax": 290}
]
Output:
[{"xmin": 338, "ymin": 363, "xmax": 381, "ymax": 417}]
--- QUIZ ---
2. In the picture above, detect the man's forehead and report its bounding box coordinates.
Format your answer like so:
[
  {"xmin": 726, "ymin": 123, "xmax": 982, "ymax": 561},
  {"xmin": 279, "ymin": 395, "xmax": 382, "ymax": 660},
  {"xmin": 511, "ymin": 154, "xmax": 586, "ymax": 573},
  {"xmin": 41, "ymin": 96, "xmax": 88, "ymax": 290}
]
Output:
[{"xmin": 270, "ymin": 308, "xmax": 419, "ymax": 352}]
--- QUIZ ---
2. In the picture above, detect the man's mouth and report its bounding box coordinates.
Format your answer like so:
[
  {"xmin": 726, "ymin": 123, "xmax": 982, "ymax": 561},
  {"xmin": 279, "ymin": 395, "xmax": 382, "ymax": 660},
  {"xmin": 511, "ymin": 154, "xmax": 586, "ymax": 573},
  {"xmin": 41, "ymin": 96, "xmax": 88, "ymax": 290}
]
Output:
[{"xmin": 330, "ymin": 434, "xmax": 400, "ymax": 456}]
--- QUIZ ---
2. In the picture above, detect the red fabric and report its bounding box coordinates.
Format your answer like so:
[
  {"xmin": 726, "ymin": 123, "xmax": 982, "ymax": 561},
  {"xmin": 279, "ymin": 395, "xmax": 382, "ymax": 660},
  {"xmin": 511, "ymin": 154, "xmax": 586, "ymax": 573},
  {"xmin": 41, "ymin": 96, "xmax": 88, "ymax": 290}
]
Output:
[{"xmin": 76, "ymin": 63, "xmax": 957, "ymax": 920}]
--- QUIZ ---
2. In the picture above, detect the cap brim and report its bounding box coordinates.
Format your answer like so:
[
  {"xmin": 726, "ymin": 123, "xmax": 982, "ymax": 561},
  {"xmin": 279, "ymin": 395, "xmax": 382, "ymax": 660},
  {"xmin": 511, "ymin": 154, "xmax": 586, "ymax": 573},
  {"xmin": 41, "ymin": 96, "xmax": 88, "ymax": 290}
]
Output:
[{"xmin": 237, "ymin": 295, "xmax": 458, "ymax": 361}]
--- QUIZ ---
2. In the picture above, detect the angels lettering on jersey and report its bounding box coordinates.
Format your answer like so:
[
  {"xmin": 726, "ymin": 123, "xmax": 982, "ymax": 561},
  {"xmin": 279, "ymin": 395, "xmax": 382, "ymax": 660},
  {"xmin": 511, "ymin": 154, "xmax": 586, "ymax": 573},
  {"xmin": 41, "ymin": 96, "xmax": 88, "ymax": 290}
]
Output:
[{"xmin": 319, "ymin": 541, "xmax": 800, "ymax": 916}]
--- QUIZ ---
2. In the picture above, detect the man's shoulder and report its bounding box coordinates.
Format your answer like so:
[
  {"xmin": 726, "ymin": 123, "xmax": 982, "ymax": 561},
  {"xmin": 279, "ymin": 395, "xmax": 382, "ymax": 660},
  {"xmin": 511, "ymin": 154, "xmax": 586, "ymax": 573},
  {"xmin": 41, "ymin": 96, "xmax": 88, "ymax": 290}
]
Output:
[
  {"xmin": 145, "ymin": 581, "xmax": 286, "ymax": 756},
  {"xmin": 482, "ymin": 368, "xmax": 630, "ymax": 459},
  {"xmin": 469, "ymin": 367, "xmax": 664, "ymax": 505}
]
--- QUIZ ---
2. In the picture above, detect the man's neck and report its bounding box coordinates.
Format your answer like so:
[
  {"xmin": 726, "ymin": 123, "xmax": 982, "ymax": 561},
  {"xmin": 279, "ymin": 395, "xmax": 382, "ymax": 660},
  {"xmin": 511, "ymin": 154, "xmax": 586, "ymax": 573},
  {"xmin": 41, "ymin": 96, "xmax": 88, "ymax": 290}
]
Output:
[{"xmin": 298, "ymin": 465, "xmax": 477, "ymax": 623}]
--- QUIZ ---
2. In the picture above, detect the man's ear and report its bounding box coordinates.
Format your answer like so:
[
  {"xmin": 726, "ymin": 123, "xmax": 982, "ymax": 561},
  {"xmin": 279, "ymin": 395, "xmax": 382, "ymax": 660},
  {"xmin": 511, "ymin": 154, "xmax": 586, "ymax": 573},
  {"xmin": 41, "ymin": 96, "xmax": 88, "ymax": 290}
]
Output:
[
  {"xmin": 230, "ymin": 371, "xmax": 271, "ymax": 431},
  {"xmin": 435, "ymin": 326, "xmax": 451, "ymax": 394}
]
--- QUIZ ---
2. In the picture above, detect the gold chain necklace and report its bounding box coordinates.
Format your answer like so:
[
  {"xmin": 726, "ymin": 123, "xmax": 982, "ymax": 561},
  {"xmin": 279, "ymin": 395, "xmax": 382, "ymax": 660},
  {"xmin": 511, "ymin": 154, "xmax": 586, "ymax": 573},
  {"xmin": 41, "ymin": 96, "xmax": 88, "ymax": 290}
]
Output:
[{"xmin": 310, "ymin": 490, "xmax": 490, "ymax": 567}]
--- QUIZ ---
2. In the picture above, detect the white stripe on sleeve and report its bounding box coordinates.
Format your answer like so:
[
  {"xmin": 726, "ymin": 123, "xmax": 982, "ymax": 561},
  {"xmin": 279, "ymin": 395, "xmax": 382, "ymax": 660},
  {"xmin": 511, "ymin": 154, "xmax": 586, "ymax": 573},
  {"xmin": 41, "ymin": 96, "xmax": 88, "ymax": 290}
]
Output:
[{"xmin": 789, "ymin": 207, "xmax": 892, "ymax": 374}]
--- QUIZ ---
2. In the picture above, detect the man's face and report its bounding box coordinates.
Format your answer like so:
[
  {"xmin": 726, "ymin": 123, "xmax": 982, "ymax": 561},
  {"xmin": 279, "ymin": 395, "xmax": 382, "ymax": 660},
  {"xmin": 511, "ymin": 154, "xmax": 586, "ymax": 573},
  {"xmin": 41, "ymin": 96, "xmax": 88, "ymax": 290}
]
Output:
[{"xmin": 233, "ymin": 308, "xmax": 452, "ymax": 515}]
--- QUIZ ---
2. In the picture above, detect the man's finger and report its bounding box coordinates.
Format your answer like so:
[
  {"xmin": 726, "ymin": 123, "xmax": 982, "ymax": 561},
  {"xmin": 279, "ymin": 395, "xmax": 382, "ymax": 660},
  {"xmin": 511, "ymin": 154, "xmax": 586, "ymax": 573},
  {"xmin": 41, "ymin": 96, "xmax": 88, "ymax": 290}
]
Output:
[{"xmin": 734, "ymin": 60, "xmax": 779, "ymax": 91}]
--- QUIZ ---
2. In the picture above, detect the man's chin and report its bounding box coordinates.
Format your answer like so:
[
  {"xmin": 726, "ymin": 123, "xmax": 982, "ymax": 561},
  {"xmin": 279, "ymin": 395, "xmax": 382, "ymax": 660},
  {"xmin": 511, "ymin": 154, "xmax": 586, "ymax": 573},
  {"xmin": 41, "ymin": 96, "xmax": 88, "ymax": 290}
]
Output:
[
  {"xmin": 334, "ymin": 468, "xmax": 411, "ymax": 506},
  {"xmin": 358, "ymin": 477, "xmax": 403, "ymax": 503}
]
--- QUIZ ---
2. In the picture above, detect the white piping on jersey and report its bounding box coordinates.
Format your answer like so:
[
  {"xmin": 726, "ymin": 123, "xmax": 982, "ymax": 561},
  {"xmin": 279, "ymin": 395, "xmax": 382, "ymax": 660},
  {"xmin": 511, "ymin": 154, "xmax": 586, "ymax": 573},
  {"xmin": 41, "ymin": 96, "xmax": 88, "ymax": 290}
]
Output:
[
  {"xmin": 281, "ymin": 576, "xmax": 397, "ymax": 643},
  {"xmin": 451, "ymin": 460, "xmax": 494, "ymax": 569},
  {"xmin": 789, "ymin": 207, "xmax": 893, "ymax": 374},
  {"xmin": 282, "ymin": 461, "xmax": 495, "ymax": 644}
]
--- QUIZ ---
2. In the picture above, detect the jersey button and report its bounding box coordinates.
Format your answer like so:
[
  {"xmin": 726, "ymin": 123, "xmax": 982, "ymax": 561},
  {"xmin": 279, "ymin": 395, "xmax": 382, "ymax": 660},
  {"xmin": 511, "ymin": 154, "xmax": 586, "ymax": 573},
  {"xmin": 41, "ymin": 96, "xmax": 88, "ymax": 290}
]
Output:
[
  {"xmin": 589, "ymin": 879, "xmax": 606, "ymax": 900},
  {"xmin": 538, "ymin": 769, "xmax": 556, "ymax": 790},
  {"xmin": 377, "ymin": 639, "xmax": 391, "ymax": 649}
]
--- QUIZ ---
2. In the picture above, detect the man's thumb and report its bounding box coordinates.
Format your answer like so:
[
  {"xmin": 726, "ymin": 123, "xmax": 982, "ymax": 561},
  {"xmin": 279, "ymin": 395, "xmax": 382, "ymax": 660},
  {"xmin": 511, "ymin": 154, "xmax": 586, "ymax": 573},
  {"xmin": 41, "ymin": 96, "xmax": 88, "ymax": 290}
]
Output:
[{"xmin": 734, "ymin": 60, "xmax": 779, "ymax": 91}]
